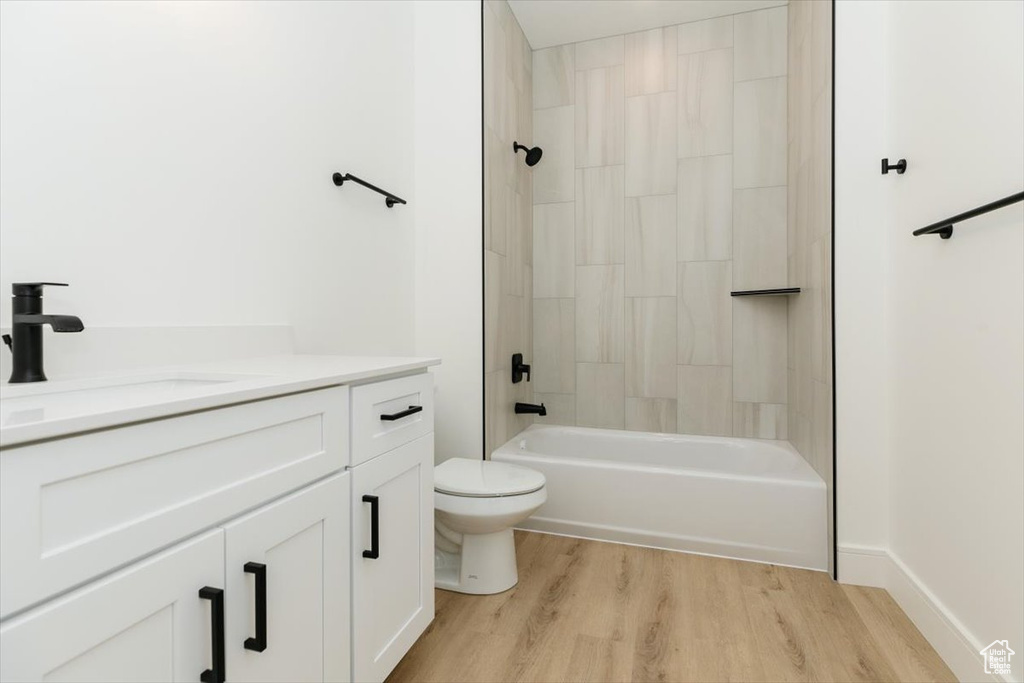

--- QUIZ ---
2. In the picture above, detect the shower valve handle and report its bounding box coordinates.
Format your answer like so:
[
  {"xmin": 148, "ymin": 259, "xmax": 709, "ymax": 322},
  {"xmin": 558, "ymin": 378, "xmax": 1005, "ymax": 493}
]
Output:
[{"xmin": 511, "ymin": 353, "xmax": 531, "ymax": 384}]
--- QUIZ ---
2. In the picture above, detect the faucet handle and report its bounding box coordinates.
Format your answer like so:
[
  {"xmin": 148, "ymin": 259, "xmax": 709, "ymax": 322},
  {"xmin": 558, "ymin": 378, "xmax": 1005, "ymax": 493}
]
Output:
[
  {"xmin": 12, "ymin": 283, "xmax": 69, "ymax": 296},
  {"xmin": 511, "ymin": 353, "xmax": 532, "ymax": 384}
]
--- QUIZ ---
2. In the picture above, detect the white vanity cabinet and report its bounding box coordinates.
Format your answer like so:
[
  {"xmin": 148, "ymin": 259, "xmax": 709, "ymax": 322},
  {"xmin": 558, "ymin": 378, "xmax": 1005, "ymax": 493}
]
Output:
[
  {"xmin": 351, "ymin": 435, "xmax": 433, "ymax": 682},
  {"xmin": 0, "ymin": 363, "xmax": 437, "ymax": 683},
  {"xmin": 349, "ymin": 374, "xmax": 435, "ymax": 682},
  {"xmin": 0, "ymin": 529, "xmax": 225, "ymax": 682},
  {"xmin": 223, "ymin": 473, "xmax": 350, "ymax": 683},
  {"xmin": 0, "ymin": 474, "xmax": 351, "ymax": 683}
]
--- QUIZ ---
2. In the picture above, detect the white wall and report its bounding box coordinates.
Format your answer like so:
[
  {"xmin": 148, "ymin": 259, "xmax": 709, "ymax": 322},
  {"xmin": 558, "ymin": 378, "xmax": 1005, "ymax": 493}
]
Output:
[
  {"xmin": 836, "ymin": 2, "xmax": 1023, "ymax": 681},
  {"xmin": 835, "ymin": 0, "xmax": 892, "ymax": 558},
  {"xmin": 0, "ymin": 0, "xmax": 417, "ymax": 371},
  {"xmin": 886, "ymin": 0, "xmax": 1023, "ymax": 677},
  {"xmin": 413, "ymin": 1, "xmax": 484, "ymax": 462}
]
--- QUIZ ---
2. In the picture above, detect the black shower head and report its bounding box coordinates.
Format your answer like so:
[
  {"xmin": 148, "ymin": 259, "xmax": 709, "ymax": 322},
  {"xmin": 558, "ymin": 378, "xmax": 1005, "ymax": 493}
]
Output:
[{"xmin": 513, "ymin": 141, "xmax": 543, "ymax": 167}]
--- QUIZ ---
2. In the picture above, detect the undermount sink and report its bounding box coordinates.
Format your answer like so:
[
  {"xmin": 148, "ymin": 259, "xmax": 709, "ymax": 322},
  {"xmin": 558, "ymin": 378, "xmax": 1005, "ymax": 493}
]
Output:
[{"xmin": 0, "ymin": 373, "xmax": 267, "ymax": 428}]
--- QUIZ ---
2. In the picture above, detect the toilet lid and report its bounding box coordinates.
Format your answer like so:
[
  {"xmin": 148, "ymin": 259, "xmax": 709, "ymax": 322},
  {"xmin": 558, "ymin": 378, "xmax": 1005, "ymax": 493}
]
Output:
[{"xmin": 434, "ymin": 458, "xmax": 546, "ymax": 497}]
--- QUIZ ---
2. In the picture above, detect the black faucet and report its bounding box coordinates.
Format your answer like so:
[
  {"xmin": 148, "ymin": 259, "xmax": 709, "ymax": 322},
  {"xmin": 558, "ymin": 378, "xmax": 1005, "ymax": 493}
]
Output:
[
  {"xmin": 515, "ymin": 402, "xmax": 546, "ymax": 417},
  {"xmin": 4, "ymin": 282, "xmax": 84, "ymax": 383}
]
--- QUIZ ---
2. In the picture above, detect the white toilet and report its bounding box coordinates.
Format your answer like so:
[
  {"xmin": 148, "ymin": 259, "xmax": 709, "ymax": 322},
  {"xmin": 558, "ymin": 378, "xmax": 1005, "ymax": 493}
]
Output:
[{"xmin": 434, "ymin": 457, "xmax": 547, "ymax": 595}]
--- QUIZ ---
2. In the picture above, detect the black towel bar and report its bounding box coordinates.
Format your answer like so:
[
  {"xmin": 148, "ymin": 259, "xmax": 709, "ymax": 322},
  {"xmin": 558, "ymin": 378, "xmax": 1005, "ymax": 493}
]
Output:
[
  {"xmin": 332, "ymin": 172, "xmax": 407, "ymax": 208},
  {"xmin": 913, "ymin": 191, "xmax": 1023, "ymax": 239}
]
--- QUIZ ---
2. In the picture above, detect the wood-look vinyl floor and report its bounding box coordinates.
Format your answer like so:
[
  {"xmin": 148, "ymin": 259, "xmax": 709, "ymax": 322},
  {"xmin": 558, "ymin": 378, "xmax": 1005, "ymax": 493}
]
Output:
[{"xmin": 387, "ymin": 531, "xmax": 956, "ymax": 683}]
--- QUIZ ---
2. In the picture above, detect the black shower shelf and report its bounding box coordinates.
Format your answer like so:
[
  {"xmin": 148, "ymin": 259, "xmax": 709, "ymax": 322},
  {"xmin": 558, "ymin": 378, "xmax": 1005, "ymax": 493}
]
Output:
[{"xmin": 730, "ymin": 288, "xmax": 801, "ymax": 297}]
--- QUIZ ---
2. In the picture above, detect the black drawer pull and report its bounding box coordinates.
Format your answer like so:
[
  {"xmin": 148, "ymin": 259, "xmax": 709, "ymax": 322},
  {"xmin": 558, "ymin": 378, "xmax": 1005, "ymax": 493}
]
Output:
[
  {"xmin": 199, "ymin": 586, "xmax": 226, "ymax": 683},
  {"xmin": 243, "ymin": 562, "xmax": 267, "ymax": 652},
  {"xmin": 380, "ymin": 405, "xmax": 423, "ymax": 421},
  {"xmin": 362, "ymin": 495, "xmax": 380, "ymax": 559}
]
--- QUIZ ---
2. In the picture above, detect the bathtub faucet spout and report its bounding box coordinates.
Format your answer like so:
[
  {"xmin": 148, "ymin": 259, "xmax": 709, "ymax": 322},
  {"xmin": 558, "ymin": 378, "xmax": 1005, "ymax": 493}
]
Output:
[{"xmin": 515, "ymin": 402, "xmax": 546, "ymax": 416}]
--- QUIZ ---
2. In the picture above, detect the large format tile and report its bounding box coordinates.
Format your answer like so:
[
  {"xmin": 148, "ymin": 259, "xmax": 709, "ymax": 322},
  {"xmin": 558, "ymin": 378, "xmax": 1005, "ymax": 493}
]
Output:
[
  {"xmin": 533, "ymin": 45, "xmax": 575, "ymax": 109},
  {"xmin": 502, "ymin": 291, "xmax": 527, "ymax": 393},
  {"xmin": 733, "ymin": 187, "xmax": 787, "ymax": 290},
  {"xmin": 626, "ymin": 398, "xmax": 677, "ymax": 433},
  {"xmin": 576, "ymin": 35, "xmax": 624, "ymax": 71},
  {"xmin": 677, "ymin": 15, "xmax": 733, "ymax": 54},
  {"xmin": 485, "ymin": 126, "xmax": 506, "ymax": 254},
  {"xmin": 504, "ymin": 189, "xmax": 527, "ymax": 295},
  {"xmin": 533, "ymin": 392, "xmax": 576, "ymax": 425},
  {"xmin": 484, "ymin": 369, "xmax": 508, "ymax": 457},
  {"xmin": 575, "ymin": 265, "xmax": 625, "ymax": 362},
  {"xmin": 811, "ymin": 379, "xmax": 833, "ymax": 476},
  {"xmin": 625, "ymin": 92, "xmax": 677, "ymax": 196},
  {"xmin": 483, "ymin": 6, "xmax": 509, "ymax": 142},
  {"xmin": 625, "ymin": 26, "xmax": 677, "ymax": 96},
  {"xmin": 533, "ymin": 298, "xmax": 576, "ymax": 394},
  {"xmin": 625, "ymin": 297, "xmax": 677, "ymax": 399},
  {"xmin": 533, "ymin": 202, "xmax": 575, "ymax": 298},
  {"xmin": 734, "ymin": 77, "xmax": 787, "ymax": 188},
  {"xmin": 518, "ymin": 187, "xmax": 533, "ymax": 267},
  {"xmin": 487, "ymin": 164, "xmax": 508, "ymax": 258},
  {"xmin": 533, "ymin": 105, "xmax": 575, "ymax": 203},
  {"xmin": 677, "ymin": 48, "xmax": 733, "ymax": 158},
  {"xmin": 576, "ymin": 165, "xmax": 625, "ymax": 265},
  {"xmin": 677, "ymin": 155, "xmax": 732, "ymax": 261},
  {"xmin": 733, "ymin": 402, "xmax": 787, "ymax": 439},
  {"xmin": 678, "ymin": 261, "xmax": 732, "ymax": 365},
  {"xmin": 734, "ymin": 6, "xmax": 788, "ymax": 81},
  {"xmin": 514, "ymin": 89, "xmax": 534, "ymax": 194},
  {"xmin": 625, "ymin": 195, "xmax": 676, "ymax": 296},
  {"xmin": 576, "ymin": 66, "xmax": 625, "ymax": 167},
  {"xmin": 576, "ymin": 363, "xmax": 625, "ymax": 428},
  {"xmin": 733, "ymin": 296, "xmax": 787, "ymax": 403},
  {"xmin": 677, "ymin": 365, "xmax": 732, "ymax": 436},
  {"xmin": 813, "ymin": 234, "xmax": 832, "ymax": 384},
  {"xmin": 505, "ymin": 5, "xmax": 529, "ymax": 97},
  {"xmin": 484, "ymin": 250, "xmax": 504, "ymax": 374}
]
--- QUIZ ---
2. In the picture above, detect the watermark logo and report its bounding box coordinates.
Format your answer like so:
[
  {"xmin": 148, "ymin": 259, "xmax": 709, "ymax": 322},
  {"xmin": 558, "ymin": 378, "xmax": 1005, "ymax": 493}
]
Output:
[{"xmin": 980, "ymin": 640, "xmax": 1015, "ymax": 677}]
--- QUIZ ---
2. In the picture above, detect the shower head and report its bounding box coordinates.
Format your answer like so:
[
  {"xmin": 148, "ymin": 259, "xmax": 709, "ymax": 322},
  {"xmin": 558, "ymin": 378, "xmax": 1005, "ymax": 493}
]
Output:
[{"xmin": 513, "ymin": 141, "xmax": 543, "ymax": 167}]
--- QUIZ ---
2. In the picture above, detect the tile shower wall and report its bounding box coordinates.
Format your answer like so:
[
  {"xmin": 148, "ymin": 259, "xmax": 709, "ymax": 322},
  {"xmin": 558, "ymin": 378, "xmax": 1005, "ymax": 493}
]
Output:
[
  {"xmin": 484, "ymin": 0, "xmax": 534, "ymax": 456},
  {"xmin": 787, "ymin": 0, "xmax": 834, "ymax": 566},
  {"xmin": 531, "ymin": 8, "xmax": 790, "ymax": 437}
]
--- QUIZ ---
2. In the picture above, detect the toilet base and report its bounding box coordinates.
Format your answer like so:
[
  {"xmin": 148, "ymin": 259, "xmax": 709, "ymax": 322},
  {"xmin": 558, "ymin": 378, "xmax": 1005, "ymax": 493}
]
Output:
[{"xmin": 434, "ymin": 528, "xmax": 519, "ymax": 595}]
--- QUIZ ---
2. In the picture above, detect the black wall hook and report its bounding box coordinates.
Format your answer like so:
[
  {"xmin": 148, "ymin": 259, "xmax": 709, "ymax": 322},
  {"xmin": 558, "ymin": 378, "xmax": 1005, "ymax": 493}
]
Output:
[{"xmin": 881, "ymin": 158, "xmax": 907, "ymax": 175}]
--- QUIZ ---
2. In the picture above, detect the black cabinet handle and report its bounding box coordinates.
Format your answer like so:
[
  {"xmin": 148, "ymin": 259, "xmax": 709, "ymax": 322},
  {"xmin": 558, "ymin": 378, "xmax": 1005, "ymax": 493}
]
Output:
[
  {"xmin": 243, "ymin": 562, "xmax": 267, "ymax": 652},
  {"xmin": 199, "ymin": 586, "xmax": 226, "ymax": 683},
  {"xmin": 380, "ymin": 405, "xmax": 423, "ymax": 421},
  {"xmin": 362, "ymin": 495, "xmax": 380, "ymax": 559}
]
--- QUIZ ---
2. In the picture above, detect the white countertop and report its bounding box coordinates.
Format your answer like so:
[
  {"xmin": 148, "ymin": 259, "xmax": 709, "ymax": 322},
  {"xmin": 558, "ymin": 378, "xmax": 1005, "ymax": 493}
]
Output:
[{"xmin": 0, "ymin": 355, "xmax": 440, "ymax": 448}]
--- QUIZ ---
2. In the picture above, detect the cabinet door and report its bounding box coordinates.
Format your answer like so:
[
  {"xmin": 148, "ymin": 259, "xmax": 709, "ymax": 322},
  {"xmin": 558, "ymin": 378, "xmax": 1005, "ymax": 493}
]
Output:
[
  {"xmin": 224, "ymin": 473, "xmax": 350, "ymax": 683},
  {"xmin": 0, "ymin": 530, "xmax": 224, "ymax": 683},
  {"xmin": 351, "ymin": 434, "xmax": 434, "ymax": 683}
]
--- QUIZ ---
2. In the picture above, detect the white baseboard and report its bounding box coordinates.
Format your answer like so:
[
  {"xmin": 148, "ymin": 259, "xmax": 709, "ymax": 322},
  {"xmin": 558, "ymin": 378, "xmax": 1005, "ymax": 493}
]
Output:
[
  {"xmin": 838, "ymin": 545, "xmax": 1011, "ymax": 683},
  {"xmin": 836, "ymin": 544, "xmax": 890, "ymax": 587}
]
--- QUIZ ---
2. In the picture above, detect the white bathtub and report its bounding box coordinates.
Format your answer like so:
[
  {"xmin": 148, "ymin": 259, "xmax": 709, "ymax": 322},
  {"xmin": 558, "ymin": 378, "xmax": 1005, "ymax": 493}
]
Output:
[{"xmin": 492, "ymin": 424, "xmax": 828, "ymax": 571}]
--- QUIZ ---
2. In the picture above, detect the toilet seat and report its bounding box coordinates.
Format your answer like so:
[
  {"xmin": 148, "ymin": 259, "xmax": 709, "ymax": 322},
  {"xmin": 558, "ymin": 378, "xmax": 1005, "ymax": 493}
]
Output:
[{"xmin": 434, "ymin": 457, "xmax": 545, "ymax": 498}]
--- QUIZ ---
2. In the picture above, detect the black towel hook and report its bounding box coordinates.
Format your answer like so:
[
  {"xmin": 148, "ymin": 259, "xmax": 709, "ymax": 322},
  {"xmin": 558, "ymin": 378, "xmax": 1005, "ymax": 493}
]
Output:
[{"xmin": 881, "ymin": 158, "xmax": 907, "ymax": 175}]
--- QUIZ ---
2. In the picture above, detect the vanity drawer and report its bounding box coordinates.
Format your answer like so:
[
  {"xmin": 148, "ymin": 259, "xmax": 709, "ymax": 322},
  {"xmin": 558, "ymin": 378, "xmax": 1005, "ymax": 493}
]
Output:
[
  {"xmin": 350, "ymin": 373, "xmax": 433, "ymax": 466},
  {"xmin": 0, "ymin": 385, "xmax": 349, "ymax": 620}
]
